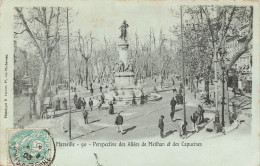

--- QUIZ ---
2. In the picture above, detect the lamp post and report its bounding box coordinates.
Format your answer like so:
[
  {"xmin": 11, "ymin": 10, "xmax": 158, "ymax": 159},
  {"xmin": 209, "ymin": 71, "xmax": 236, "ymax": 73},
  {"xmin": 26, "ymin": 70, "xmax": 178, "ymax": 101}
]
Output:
[{"xmin": 220, "ymin": 59, "xmax": 225, "ymax": 127}]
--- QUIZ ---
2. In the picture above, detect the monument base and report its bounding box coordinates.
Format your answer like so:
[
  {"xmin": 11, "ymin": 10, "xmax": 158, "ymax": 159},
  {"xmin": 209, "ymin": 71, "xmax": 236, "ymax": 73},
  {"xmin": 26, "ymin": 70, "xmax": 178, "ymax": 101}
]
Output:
[{"xmin": 114, "ymin": 72, "xmax": 135, "ymax": 87}]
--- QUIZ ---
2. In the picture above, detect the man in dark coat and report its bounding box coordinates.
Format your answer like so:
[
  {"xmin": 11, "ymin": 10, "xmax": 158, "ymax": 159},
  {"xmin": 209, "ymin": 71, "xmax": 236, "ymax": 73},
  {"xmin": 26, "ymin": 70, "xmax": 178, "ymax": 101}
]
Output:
[
  {"xmin": 56, "ymin": 98, "xmax": 60, "ymax": 111},
  {"xmin": 158, "ymin": 115, "xmax": 164, "ymax": 138},
  {"xmin": 170, "ymin": 97, "xmax": 177, "ymax": 121},
  {"xmin": 77, "ymin": 97, "xmax": 82, "ymax": 109},
  {"xmin": 89, "ymin": 98, "xmax": 93, "ymax": 111},
  {"xmin": 82, "ymin": 98, "xmax": 86, "ymax": 109},
  {"xmin": 115, "ymin": 112, "xmax": 124, "ymax": 134},
  {"xmin": 101, "ymin": 93, "xmax": 105, "ymax": 104},
  {"xmin": 197, "ymin": 104, "xmax": 205, "ymax": 124},
  {"xmin": 190, "ymin": 111, "xmax": 199, "ymax": 132},
  {"xmin": 62, "ymin": 98, "xmax": 67, "ymax": 110}
]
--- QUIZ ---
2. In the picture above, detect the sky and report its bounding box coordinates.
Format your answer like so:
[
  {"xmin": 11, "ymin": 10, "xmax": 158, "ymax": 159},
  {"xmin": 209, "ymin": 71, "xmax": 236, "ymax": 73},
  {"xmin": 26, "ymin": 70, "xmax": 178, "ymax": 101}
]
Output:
[{"xmin": 70, "ymin": 1, "xmax": 180, "ymax": 44}]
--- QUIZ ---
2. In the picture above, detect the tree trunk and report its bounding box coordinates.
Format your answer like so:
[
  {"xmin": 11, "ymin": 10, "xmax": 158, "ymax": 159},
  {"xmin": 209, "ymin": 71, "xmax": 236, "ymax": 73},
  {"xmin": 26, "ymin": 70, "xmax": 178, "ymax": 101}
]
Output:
[
  {"xmin": 36, "ymin": 64, "xmax": 49, "ymax": 116},
  {"xmin": 85, "ymin": 59, "xmax": 89, "ymax": 89},
  {"xmin": 205, "ymin": 78, "xmax": 210, "ymax": 104}
]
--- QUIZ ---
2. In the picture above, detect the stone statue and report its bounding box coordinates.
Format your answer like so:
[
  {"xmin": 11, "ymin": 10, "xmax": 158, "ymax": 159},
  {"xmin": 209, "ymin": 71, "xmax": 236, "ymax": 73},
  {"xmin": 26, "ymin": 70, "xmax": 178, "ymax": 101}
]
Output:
[
  {"xmin": 119, "ymin": 61, "xmax": 125, "ymax": 72},
  {"xmin": 119, "ymin": 20, "xmax": 129, "ymax": 41},
  {"xmin": 125, "ymin": 62, "xmax": 134, "ymax": 72}
]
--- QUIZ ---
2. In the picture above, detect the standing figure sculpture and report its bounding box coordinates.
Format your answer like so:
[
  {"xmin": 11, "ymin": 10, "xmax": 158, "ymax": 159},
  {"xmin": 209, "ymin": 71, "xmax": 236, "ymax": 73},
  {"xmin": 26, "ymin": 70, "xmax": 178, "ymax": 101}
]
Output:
[{"xmin": 119, "ymin": 20, "xmax": 129, "ymax": 42}]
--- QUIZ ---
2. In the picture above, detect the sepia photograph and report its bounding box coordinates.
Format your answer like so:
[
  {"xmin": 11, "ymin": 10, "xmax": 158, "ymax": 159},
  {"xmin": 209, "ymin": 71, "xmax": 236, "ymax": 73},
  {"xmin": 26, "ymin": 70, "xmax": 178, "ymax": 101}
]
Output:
[
  {"xmin": 13, "ymin": 5, "xmax": 253, "ymax": 141},
  {"xmin": 0, "ymin": 0, "xmax": 259, "ymax": 166}
]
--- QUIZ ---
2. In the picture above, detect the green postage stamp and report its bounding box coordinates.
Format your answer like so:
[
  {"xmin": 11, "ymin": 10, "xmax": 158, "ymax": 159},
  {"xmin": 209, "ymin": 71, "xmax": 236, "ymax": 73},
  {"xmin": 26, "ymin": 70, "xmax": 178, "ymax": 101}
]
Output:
[{"xmin": 7, "ymin": 129, "xmax": 56, "ymax": 166}]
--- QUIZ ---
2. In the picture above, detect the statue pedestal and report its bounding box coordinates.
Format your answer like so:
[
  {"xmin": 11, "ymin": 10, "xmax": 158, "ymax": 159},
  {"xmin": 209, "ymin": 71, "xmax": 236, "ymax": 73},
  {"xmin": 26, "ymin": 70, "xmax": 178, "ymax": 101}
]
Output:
[
  {"xmin": 114, "ymin": 72, "xmax": 135, "ymax": 87},
  {"xmin": 118, "ymin": 40, "xmax": 129, "ymax": 66}
]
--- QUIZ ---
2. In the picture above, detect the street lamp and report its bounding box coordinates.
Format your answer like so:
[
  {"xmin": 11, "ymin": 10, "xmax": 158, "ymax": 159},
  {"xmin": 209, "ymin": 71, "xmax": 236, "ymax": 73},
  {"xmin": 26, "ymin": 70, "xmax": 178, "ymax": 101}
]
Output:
[{"xmin": 220, "ymin": 59, "xmax": 225, "ymax": 127}]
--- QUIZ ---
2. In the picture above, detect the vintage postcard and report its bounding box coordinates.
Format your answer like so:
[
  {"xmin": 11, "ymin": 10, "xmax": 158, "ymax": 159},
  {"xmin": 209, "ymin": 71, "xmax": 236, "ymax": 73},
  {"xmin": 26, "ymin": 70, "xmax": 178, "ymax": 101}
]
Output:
[{"xmin": 0, "ymin": 0, "xmax": 259, "ymax": 165}]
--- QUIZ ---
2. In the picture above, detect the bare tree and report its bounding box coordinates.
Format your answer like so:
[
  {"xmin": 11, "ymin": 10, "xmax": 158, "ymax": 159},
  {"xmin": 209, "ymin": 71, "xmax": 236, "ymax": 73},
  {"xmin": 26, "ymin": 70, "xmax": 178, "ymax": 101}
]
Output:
[{"xmin": 15, "ymin": 7, "xmax": 62, "ymax": 115}]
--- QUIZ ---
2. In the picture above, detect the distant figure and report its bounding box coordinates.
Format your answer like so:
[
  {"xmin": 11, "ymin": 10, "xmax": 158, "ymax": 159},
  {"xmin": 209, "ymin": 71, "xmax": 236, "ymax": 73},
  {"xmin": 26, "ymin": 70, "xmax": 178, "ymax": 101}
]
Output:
[
  {"xmin": 197, "ymin": 104, "xmax": 205, "ymax": 124},
  {"xmin": 90, "ymin": 82, "xmax": 93, "ymax": 89},
  {"xmin": 170, "ymin": 97, "xmax": 177, "ymax": 121},
  {"xmin": 190, "ymin": 111, "xmax": 199, "ymax": 133},
  {"xmin": 56, "ymin": 98, "xmax": 60, "ymax": 111},
  {"xmin": 89, "ymin": 98, "xmax": 93, "ymax": 111},
  {"xmin": 73, "ymin": 93, "xmax": 78, "ymax": 106},
  {"xmin": 109, "ymin": 101, "xmax": 114, "ymax": 115},
  {"xmin": 74, "ymin": 87, "xmax": 76, "ymax": 92},
  {"xmin": 76, "ymin": 97, "xmax": 82, "ymax": 109},
  {"xmin": 82, "ymin": 98, "xmax": 86, "ymax": 109},
  {"xmin": 101, "ymin": 93, "xmax": 105, "ymax": 104},
  {"xmin": 140, "ymin": 93, "xmax": 145, "ymax": 105},
  {"xmin": 132, "ymin": 94, "xmax": 136, "ymax": 105},
  {"xmin": 90, "ymin": 87, "xmax": 94, "ymax": 96},
  {"xmin": 113, "ymin": 97, "xmax": 117, "ymax": 104},
  {"xmin": 115, "ymin": 112, "xmax": 124, "ymax": 134},
  {"xmin": 100, "ymin": 85, "xmax": 102, "ymax": 93},
  {"xmin": 83, "ymin": 109, "xmax": 88, "ymax": 124},
  {"xmin": 158, "ymin": 115, "xmax": 164, "ymax": 138},
  {"xmin": 62, "ymin": 98, "xmax": 67, "ymax": 110},
  {"xmin": 98, "ymin": 100, "xmax": 102, "ymax": 111}
]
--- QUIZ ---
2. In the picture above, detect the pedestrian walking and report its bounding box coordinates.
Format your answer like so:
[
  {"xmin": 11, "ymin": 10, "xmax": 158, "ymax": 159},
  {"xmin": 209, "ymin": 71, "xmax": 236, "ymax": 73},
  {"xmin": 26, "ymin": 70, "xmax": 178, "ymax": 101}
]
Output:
[
  {"xmin": 197, "ymin": 104, "xmax": 205, "ymax": 124},
  {"xmin": 74, "ymin": 86, "xmax": 76, "ymax": 92},
  {"xmin": 82, "ymin": 98, "xmax": 86, "ymax": 109},
  {"xmin": 170, "ymin": 97, "xmax": 176, "ymax": 121},
  {"xmin": 56, "ymin": 98, "xmax": 60, "ymax": 111},
  {"xmin": 158, "ymin": 115, "xmax": 164, "ymax": 138},
  {"xmin": 115, "ymin": 112, "xmax": 124, "ymax": 134},
  {"xmin": 89, "ymin": 98, "xmax": 93, "ymax": 111},
  {"xmin": 109, "ymin": 101, "xmax": 114, "ymax": 114},
  {"xmin": 83, "ymin": 108, "xmax": 88, "ymax": 124},
  {"xmin": 190, "ymin": 111, "xmax": 199, "ymax": 133},
  {"xmin": 62, "ymin": 98, "xmax": 67, "ymax": 110}
]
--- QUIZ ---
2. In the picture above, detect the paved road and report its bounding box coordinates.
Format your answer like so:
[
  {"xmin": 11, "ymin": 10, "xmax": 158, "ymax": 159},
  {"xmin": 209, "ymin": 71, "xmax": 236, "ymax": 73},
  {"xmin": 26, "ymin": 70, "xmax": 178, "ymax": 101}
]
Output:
[
  {"xmin": 53, "ymin": 90, "xmax": 212, "ymax": 140},
  {"xmin": 24, "ymin": 85, "xmax": 251, "ymax": 141}
]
